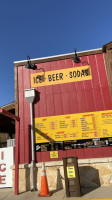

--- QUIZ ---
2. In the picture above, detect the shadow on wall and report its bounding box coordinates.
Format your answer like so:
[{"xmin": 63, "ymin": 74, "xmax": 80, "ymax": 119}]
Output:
[
  {"xmin": 28, "ymin": 91, "xmax": 41, "ymax": 163},
  {"xmin": 26, "ymin": 167, "xmax": 30, "ymax": 191},
  {"xmin": 24, "ymin": 165, "xmax": 100, "ymax": 195},
  {"xmin": 51, "ymin": 168, "xmax": 63, "ymax": 194},
  {"xmin": 25, "ymin": 167, "xmax": 63, "ymax": 192},
  {"xmin": 33, "ymin": 90, "xmax": 40, "ymax": 105},
  {"xmin": 79, "ymin": 166, "xmax": 101, "ymax": 195},
  {"xmin": 25, "ymin": 164, "xmax": 38, "ymax": 191},
  {"xmin": 56, "ymin": 169, "xmax": 63, "ymax": 189}
]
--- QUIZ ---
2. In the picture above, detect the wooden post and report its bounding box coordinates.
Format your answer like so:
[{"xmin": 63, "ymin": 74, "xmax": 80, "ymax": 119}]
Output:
[
  {"xmin": 14, "ymin": 119, "xmax": 20, "ymax": 195},
  {"xmin": 102, "ymin": 42, "xmax": 112, "ymax": 97}
]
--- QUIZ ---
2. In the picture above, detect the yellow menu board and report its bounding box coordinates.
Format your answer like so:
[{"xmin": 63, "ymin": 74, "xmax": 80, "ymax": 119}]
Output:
[
  {"xmin": 31, "ymin": 65, "xmax": 92, "ymax": 87},
  {"xmin": 34, "ymin": 110, "xmax": 112, "ymax": 143}
]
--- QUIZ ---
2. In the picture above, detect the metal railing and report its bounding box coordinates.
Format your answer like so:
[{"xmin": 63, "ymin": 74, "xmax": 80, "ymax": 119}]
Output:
[{"xmin": 7, "ymin": 139, "xmax": 15, "ymax": 147}]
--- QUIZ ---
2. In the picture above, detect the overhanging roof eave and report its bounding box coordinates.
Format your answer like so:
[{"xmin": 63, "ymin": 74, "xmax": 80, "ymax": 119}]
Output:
[
  {"xmin": 14, "ymin": 48, "xmax": 102, "ymax": 67},
  {"xmin": 0, "ymin": 108, "xmax": 19, "ymax": 121}
]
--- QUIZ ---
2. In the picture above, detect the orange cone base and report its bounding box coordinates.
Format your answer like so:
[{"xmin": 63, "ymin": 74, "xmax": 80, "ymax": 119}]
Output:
[{"xmin": 38, "ymin": 192, "xmax": 51, "ymax": 197}]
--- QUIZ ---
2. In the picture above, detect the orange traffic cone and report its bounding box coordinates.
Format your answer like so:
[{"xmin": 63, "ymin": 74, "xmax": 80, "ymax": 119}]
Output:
[{"xmin": 38, "ymin": 162, "xmax": 51, "ymax": 197}]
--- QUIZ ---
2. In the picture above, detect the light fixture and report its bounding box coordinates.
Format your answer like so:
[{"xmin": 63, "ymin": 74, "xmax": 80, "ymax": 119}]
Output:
[
  {"xmin": 25, "ymin": 56, "xmax": 36, "ymax": 69},
  {"xmin": 72, "ymin": 48, "xmax": 81, "ymax": 63}
]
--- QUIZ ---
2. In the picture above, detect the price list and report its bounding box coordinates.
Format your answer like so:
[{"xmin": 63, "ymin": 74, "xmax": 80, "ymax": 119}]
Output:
[
  {"xmin": 80, "ymin": 114, "xmax": 101, "ymax": 139},
  {"xmin": 101, "ymin": 112, "xmax": 112, "ymax": 137},
  {"xmin": 34, "ymin": 110, "xmax": 112, "ymax": 143}
]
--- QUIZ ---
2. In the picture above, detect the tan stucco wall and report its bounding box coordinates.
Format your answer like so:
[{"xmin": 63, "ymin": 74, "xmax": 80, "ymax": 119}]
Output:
[{"xmin": 12, "ymin": 157, "xmax": 112, "ymax": 193}]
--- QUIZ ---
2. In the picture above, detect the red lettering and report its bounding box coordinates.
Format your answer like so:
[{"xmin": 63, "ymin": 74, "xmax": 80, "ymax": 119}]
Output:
[
  {"xmin": 0, "ymin": 164, "xmax": 6, "ymax": 172},
  {"xmin": 1, "ymin": 152, "xmax": 4, "ymax": 160},
  {"xmin": 0, "ymin": 175, "xmax": 6, "ymax": 184},
  {"xmin": 82, "ymin": 114, "xmax": 94, "ymax": 117}
]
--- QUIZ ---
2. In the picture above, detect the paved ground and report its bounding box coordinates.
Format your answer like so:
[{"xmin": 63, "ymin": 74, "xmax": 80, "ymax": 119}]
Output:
[{"xmin": 0, "ymin": 186, "xmax": 112, "ymax": 200}]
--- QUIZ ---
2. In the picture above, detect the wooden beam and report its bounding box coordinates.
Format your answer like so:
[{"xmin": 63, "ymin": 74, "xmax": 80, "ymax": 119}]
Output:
[
  {"xmin": 103, "ymin": 49, "xmax": 112, "ymax": 98},
  {"xmin": 102, "ymin": 41, "xmax": 112, "ymax": 52},
  {"xmin": 1, "ymin": 102, "xmax": 15, "ymax": 111},
  {"xmin": 0, "ymin": 108, "xmax": 19, "ymax": 121}
]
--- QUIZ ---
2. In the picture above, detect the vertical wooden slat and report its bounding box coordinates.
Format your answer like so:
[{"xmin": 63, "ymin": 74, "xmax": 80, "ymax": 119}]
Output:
[
  {"xmin": 41, "ymin": 151, "xmax": 50, "ymax": 162},
  {"xmin": 38, "ymin": 94, "xmax": 47, "ymax": 117},
  {"xmin": 102, "ymin": 86, "xmax": 112, "ymax": 110},
  {"xmin": 84, "ymin": 148, "xmax": 94, "ymax": 158},
  {"xmin": 88, "ymin": 55, "xmax": 100, "ymax": 89},
  {"xmin": 36, "ymin": 152, "xmax": 42, "ymax": 163},
  {"xmin": 93, "ymin": 147, "xmax": 103, "ymax": 158},
  {"xmin": 23, "ymin": 67, "xmax": 31, "ymax": 163},
  {"xmin": 61, "ymin": 92, "xmax": 71, "ymax": 115},
  {"xmin": 94, "ymin": 54, "xmax": 105, "ymax": 110},
  {"xmin": 66, "ymin": 58, "xmax": 79, "ymax": 114},
  {"xmin": 50, "ymin": 60, "xmax": 61, "ymax": 94},
  {"xmin": 77, "ymin": 90, "xmax": 87, "ymax": 113},
  {"xmin": 93, "ymin": 88, "xmax": 104, "ymax": 111},
  {"xmin": 66, "ymin": 149, "xmax": 75, "ymax": 157},
  {"xmin": 54, "ymin": 93, "xmax": 63, "ymax": 115},
  {"xmin": 14, "ymin": 66, "xmax": 19, "ymax": 116},
  {"xmin": 58, "ymin": 150, "xmax": 67, "ymax": 160},
  {"xmin": 85, "ymin": 89, "xmax": 96, "ymax": 112},
  {"xmin": 68, "ymin": 91, "xmax": 79, "ymax": 114},
  {"xmin": 66, "ymin": 58, "xmax": 76, "ymax": 92},
  {"xmin": 33, "ymin": 63, "xmax": 46, "ymax": 119},
  {"xmin": 73, "ymin": 57, "xmax": 87, "ymax": 114},
  {"xmin": 96, "ymin": 54, "xmax": 109, "ymax": 88},
  {"xmin": 102, "ymin": 147, "xmax": 112, "ymax": 157},
  {"xmin": 58, "ymin": 60, "xmax": 68, "ymax": 93},
  {"xmin": 103, "ymin": 50, "xmax": 112, "ymax": 98},
  {"xmin": 44, "ymin": 62, "xmax": 53, "ymax": 95},
  {"xmin": 18, "ymin": 67, "xmax": 25, "ymax": 164},
  {"xmin": 46, "ymin": 94, "xmax": 55, "ymax": 116},
  {"xmin": 81, "ymin": 56, "xmax": 92, "ymax": 90},
  {"xmin": 75, "ymin": 149, "xmax": 85, "ymax": 159},
  {"xmin": 35, "ymin": 63, "xmax": 45, "ymax": 95},
  {"xmin": 75, "ymin": 59, "xmax": 83, "ymax": 91}
]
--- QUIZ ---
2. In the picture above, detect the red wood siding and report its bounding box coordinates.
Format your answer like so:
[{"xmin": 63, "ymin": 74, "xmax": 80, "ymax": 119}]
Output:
[
  {"xmin": 17, "ymin": 53, "xmax": 112, "ymax": 164},
  {"xmin": 35, "ymin": 147, "xmax": 112, "ymax": 162}
]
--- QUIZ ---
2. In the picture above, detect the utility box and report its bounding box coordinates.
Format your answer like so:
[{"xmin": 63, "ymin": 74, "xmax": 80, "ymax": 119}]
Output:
[{"xmin": 63, "ymin": 157, "xmax": 81, "ymax": 197}]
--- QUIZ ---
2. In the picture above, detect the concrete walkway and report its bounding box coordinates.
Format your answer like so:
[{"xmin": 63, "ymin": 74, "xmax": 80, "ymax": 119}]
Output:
[{"xmin": 0, "ymin": 186, "xmax": 112, "ymax": 200}]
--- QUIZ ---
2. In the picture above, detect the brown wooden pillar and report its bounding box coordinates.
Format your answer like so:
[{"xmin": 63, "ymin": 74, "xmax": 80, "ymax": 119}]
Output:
[{"xmin": 102, "ymin": 42, "xmax": 112, "ymax": 97}]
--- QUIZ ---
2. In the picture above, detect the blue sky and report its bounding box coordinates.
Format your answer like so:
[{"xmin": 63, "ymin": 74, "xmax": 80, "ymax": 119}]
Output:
[{"xmin": 0, "ymin": 0, "xmax": 112, "ymax": 107}]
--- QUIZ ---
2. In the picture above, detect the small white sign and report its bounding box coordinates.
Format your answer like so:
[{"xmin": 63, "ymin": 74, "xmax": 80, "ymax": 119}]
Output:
[
  {"xmin": 36, "ymin": 145, "xmax": 41, "ymax": 151},
  {"xmin": 0, "ymin": 147, "xmax": 14, "ymax": 188}
]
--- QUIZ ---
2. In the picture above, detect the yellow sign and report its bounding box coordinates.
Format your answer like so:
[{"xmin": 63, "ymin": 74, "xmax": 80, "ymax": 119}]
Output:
[
  {"xmin": 50, "ymin": 151, "xmax": 58, "ymax": 158},
  {"xmin": 31, "ymin": 65, "xmax": 92, "ymax": 87},
  {"xmin": 67, "ymin": 166, "xmax": 76, "ymax": 178},
  {"xmin": 34, "ymin": 110, "xmax": 112, "ymax": 143}
]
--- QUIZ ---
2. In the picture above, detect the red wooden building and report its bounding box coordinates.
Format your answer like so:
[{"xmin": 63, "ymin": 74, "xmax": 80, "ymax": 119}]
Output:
[{"xmin": 14, "ymin": 41, "xmax": 112, "ymax": 164}]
